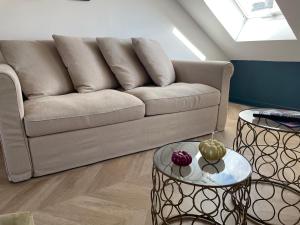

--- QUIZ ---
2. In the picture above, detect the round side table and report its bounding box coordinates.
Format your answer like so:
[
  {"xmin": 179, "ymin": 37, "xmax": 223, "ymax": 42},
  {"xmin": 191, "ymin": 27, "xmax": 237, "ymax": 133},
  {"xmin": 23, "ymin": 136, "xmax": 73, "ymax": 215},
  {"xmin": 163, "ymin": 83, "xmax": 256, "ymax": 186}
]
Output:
[
  {"xmin": 151, "ymin": 142, "xmax": 252, "ymax": 225},
  {"xmin": 234, "ymin": 108, "xmax": 300, "ymax": 225}
]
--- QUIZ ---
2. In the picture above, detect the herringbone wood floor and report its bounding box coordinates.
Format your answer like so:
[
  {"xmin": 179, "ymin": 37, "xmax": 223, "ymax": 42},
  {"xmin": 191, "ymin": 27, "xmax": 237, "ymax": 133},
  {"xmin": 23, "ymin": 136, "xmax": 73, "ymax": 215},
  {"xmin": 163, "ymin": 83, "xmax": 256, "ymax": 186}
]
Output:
[{"xmin": 0, "ymin": 103, "xmax": 298, "ymax": 225}]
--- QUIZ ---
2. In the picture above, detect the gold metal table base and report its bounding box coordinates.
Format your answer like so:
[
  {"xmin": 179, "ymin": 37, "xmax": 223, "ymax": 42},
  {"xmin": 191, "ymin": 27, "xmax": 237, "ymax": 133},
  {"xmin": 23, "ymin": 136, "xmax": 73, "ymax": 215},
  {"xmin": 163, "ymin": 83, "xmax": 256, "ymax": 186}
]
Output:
[
  {"xmin": 234, "ymin": 117, "xmax": 300, "ymax": 225},
  {"xmin": 151, "ymin": 165, "xmax": 251, "ymax": 225}
]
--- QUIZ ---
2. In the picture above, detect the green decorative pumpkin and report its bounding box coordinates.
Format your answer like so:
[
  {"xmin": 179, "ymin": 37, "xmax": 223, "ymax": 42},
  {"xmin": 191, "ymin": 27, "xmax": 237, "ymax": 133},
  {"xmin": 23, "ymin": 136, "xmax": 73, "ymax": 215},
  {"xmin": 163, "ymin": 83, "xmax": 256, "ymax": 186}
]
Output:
[
  {"xmin": 0, "ymin": 212, "xmax": 35, "ymax": 225},
  {"xmin": 199, "ymin": 139, "xmax": 226, "ymax": 161}
]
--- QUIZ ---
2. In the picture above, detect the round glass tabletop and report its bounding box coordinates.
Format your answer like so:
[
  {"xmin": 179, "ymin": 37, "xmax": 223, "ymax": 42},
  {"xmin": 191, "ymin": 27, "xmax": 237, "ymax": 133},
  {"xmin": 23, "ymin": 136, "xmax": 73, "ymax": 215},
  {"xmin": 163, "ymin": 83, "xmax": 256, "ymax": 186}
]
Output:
[
  {"xmin": 239, "ymin": 108, "xmax": 300, "ymax": 133},
  {"xmin": 153, "ymin": 142, "xmax": 252, "ymax": 187}
]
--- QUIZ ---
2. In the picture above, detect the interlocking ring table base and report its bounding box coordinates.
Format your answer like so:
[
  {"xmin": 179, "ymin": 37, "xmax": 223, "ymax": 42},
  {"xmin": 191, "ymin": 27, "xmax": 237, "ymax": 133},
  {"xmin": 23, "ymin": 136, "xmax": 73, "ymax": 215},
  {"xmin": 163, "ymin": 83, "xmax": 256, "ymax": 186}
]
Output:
[
  {"xmin": 234, "ymin": 109, "xmax": 300, "ymax": 225},
  {"xmin": 151, "ymin": 142, "xmax": 252, "ymax": 225}
]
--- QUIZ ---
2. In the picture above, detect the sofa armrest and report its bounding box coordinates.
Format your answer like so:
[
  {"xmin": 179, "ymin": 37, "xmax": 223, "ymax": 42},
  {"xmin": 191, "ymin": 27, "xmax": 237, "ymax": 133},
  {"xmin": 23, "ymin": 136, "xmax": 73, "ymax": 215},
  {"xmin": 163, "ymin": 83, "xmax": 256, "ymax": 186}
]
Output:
[
  {"xmin": 0, "ymin": 64, "xmax": 32, "ymax": 182},
  {"xmin": 173, "ymin": 60, "xmax": 234, "ymax": 131}
]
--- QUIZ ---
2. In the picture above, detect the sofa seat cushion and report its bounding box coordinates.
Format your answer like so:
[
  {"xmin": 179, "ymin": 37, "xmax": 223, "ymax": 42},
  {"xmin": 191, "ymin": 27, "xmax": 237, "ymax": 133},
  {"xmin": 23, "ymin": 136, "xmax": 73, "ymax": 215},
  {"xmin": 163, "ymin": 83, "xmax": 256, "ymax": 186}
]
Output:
[
  {"xmin": 24, "ymin": 90, "xmax": 145, "ymax": 137},
  {"xmin": 126, "ymin": 83, "xmax": 220, "ymax": 116}
]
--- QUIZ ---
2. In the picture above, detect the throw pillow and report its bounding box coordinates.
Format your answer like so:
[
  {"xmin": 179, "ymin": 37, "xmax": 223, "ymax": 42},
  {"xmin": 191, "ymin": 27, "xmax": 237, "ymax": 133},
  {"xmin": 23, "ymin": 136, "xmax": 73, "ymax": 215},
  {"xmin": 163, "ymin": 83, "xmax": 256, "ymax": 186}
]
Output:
[
  {"xmin": 96, "ymin": 37, "xmax": 151, "ymax": 90},
  {"xmin": 53, "ymin": 35, "xmax": 118, "ymax": 93},
  {"xmin": 132, "ymin": 38, "xmax": 175, "ymax": 86},
  {"xmin": 0, "ymin": 40, "xmax": 73, "ymax": 99}
]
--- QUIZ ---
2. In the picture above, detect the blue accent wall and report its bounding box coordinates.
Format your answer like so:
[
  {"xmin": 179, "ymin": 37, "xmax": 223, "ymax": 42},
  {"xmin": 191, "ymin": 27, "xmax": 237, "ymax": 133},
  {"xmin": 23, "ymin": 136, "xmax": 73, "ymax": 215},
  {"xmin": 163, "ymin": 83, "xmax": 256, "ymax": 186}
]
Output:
[{"xmin": 229, "ymin": 60, "xmax": 300, "ymax": 110}]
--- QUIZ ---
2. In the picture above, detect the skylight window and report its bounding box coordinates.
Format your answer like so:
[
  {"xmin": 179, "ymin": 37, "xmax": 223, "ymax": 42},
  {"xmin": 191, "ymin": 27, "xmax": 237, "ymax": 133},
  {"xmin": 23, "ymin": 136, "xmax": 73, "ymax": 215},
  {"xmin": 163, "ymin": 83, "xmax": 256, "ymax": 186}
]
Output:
[
  {"xmin": 204, "ymin": 0, "xmax": 296, "ymax": 42},
  {"xmin": 235, "ymin": 0, "xmax": 282, "ymax": 19}
]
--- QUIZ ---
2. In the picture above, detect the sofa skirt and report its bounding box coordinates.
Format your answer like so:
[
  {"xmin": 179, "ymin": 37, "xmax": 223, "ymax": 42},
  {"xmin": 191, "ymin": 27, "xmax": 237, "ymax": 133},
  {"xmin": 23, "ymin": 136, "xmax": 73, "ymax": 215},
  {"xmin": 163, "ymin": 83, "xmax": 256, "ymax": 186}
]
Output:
[{"xmin": 28, "ymin": 106, "xmax": 218, "ymax": 177}]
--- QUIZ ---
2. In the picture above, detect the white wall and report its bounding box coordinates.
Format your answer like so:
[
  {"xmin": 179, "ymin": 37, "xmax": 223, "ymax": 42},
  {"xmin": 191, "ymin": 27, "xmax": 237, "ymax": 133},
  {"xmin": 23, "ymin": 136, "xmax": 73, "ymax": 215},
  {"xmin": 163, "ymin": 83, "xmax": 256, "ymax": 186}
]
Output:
[
  {"xmin": 178, "ymin": 0, "xmax": 300, "ymax": 62},
  {"xmin": 0, "ymin": 0, "xmax": 228, "ymax": 61}
]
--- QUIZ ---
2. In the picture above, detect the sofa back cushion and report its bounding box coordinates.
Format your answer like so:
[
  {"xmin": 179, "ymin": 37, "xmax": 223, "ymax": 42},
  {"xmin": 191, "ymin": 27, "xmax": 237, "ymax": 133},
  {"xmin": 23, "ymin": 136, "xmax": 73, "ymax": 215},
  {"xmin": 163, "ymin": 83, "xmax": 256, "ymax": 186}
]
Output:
[
  {"xmin": 53, "ymin": 35, "xmax": 118, "ymax": 93},
  {"xmin": 132, "ymin": 38, "xmax": 175, "ymax": 86},
  {"xmin": 0, "ymin": 40, "xmax": 73, "ymax": 99},
  {"xmin": 96, "ymin": 38, "xmax": 151, "ymax": 90}
]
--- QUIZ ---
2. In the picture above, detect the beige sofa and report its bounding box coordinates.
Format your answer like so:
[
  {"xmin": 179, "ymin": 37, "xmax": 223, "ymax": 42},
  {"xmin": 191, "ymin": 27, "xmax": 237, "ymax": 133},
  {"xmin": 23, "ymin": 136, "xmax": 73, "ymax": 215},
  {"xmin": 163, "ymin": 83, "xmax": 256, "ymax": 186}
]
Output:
[{"xmin": 0, "ymin": 40, "xmax": 233, "ymax": 182}]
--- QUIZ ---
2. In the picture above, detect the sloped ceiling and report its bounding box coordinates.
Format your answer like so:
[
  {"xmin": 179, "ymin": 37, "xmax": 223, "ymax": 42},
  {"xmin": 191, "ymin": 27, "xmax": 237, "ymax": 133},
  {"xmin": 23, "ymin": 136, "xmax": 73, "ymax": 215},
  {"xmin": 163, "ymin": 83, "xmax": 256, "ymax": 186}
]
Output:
[{"xmin": 177, "ymin": 0, "xmax": 300, "ymax": 61}]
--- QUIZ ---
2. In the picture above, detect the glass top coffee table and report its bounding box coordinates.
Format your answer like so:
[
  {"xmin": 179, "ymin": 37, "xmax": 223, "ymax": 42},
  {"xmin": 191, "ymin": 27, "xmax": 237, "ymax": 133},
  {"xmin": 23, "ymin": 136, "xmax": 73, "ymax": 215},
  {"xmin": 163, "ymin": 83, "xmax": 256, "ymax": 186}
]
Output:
[
  {"xmin": 234, "ymin": 108, "xmax": 300, "ymax": 225},
  {"xmin": 151, "ymin": 141, "xmax": 252, "ymax": 225},
  {"xmin": 238, "ymin": 108, "xmax": 300, "ymax": 133}
]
